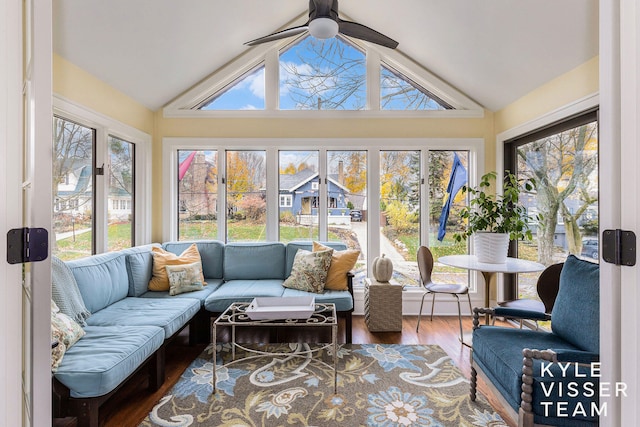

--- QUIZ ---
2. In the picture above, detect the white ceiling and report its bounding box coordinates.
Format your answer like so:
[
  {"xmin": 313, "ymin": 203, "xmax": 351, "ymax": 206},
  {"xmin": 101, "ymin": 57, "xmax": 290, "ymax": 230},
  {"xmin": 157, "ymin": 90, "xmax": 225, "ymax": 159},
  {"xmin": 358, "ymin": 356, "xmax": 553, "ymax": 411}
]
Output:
[{"xmin": 53, "ymin": 0, "xmax": 598, "ymax": 112}]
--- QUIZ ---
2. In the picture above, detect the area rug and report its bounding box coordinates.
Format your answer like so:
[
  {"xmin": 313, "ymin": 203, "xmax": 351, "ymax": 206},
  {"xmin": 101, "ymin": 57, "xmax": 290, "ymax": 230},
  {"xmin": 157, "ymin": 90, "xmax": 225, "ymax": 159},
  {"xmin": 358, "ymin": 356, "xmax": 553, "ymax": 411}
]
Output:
[{"xmin": 139, "ymin": 343, "xmax": 507, "ymax": 427}]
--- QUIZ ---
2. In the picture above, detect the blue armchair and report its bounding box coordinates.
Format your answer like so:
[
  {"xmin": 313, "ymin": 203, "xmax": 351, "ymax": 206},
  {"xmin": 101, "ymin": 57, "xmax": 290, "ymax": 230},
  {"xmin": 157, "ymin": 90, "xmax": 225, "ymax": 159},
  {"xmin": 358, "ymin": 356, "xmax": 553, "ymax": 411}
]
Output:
[{"xmin": 470, "ymin": 255, "xmax": 600, "ymax": 427}]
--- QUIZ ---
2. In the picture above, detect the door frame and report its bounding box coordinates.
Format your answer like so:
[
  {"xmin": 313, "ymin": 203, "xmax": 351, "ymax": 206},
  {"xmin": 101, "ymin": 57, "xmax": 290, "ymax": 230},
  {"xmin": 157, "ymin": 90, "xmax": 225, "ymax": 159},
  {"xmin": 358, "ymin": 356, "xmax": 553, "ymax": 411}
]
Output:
[
  {"xmin": 600, "ymin": 0, "xmax": 638, "ymax": 424},
  {"xmin": 1, "ymin": 0, "xmax": 26, "ymax": 426}
]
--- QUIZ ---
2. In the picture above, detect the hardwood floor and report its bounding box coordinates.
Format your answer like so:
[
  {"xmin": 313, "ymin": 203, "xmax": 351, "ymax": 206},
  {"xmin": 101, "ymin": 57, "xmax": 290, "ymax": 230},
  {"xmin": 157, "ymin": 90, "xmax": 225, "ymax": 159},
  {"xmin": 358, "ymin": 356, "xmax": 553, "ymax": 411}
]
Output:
[{"xmin": 98, "ymin": 315, "xmax": 516, "ymax": 427}]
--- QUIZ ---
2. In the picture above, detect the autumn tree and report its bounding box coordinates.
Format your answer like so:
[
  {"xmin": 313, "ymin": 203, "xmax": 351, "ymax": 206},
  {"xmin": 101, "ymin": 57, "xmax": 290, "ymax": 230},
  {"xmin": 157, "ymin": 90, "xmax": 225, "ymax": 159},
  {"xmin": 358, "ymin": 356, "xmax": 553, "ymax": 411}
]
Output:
[
  {"xmin": 226, "ymin": 151, "xmax": 266, "ymax": 220},
  {"xmin": 518, "ymin": 122, "xmax": 598, "ymax": 264}
]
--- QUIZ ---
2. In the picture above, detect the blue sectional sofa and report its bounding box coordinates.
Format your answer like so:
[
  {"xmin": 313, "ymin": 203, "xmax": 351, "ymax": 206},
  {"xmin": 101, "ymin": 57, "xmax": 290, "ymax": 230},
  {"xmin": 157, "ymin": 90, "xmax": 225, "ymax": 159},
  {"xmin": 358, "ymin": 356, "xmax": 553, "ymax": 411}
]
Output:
[{"xmin": 52, "ymin": 240, "xmax": 354, "ymax": 427}]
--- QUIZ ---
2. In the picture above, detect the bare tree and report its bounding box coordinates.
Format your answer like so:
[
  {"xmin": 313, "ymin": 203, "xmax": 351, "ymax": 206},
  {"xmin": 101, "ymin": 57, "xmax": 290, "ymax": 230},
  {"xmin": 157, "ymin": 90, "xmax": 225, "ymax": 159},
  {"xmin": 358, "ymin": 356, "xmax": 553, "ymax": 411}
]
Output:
[
  {"xmin": 518, "ymin": 123, "xmax": 598, "ymax": 264},
  {"xmin": 281, "ymin": 36, "xmax": 443, "ymax": 111}
]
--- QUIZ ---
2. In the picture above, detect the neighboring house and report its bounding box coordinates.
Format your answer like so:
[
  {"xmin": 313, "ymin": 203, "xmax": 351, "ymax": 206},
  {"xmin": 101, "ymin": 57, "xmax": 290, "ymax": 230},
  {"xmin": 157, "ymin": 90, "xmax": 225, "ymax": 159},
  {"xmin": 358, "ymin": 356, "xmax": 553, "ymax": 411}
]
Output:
[
  {"xmin": 279, "ymin": 169, "xmax": 353, "ymax": 225},
  {"xmin": 54, "ymin": 164, "xmax": 92, "ymax": 217},
  {"xmin": 55, "ymin": 164, "xmax": 133, "ymax": 221}
]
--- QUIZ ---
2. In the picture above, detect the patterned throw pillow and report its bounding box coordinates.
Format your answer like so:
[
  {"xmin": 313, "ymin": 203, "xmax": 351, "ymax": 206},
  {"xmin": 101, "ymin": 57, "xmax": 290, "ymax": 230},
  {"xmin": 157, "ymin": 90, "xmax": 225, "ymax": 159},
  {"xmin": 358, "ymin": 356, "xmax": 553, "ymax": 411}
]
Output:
[
  {"xmin": 283, "ymin": 249, "xmax": 334, "ymax": 293},
  {"xmin": 50, "ymin": 299, "xmax": 85, "ymax": 370},
  {"xmin": 166, "ymin": 262, "xmax": 205, "ymax": 296},
  {"xmin": 312, "ymin": 241, "xmax": 360, "ymax": 291},
  {"xmin": 148, "ymin": 244, "xmax": 206, "ymax": 291}
]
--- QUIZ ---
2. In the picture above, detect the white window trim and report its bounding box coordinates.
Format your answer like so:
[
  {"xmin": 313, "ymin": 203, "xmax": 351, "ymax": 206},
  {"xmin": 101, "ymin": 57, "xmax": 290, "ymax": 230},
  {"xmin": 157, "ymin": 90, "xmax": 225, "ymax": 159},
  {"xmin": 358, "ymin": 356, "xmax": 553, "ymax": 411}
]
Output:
[
  {"xmin": 280, "ymin": 194, "xmax": 293, "ymax": 208},
  {"xmin": 163, "ymin": 31, "xmax": 484, "ymax": 119},
  {"xmin": 53, "ymin": 94, "xmax": 153, "ymax": 249},
  {"xmin": 163, "ymin": 137, "xmax": 484, "ymax": 300},
  {"xmin": 494, "ymin": 92, "xmax": 599, "ymax": 303}
]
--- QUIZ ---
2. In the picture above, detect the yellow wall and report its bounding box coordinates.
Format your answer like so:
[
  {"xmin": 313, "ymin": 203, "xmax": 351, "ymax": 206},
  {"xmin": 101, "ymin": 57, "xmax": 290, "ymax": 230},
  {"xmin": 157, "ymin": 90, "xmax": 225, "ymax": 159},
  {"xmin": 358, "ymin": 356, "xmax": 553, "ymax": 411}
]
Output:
[
  {"xmin": 53, "ymin": 54, "xmax": 154, "ymax": 134},
  {"xmin": 494, "ymin": 56, "xmax": 599, "ymax": 135}
]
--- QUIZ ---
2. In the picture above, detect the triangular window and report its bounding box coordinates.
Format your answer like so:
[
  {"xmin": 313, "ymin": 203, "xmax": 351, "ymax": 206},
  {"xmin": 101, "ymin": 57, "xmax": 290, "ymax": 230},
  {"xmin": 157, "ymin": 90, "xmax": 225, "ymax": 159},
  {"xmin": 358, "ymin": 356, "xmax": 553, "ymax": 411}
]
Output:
[
  {"xmin": 198, "ymin": 65, "xmax": 265, "ymax": 110},
  {"xmin": 279, "ymin": 35, "xmax": 366, "ymax": 110},
  {"xmin": 380, "ymin": 64, "xmax": 452, "ymax": 110}
]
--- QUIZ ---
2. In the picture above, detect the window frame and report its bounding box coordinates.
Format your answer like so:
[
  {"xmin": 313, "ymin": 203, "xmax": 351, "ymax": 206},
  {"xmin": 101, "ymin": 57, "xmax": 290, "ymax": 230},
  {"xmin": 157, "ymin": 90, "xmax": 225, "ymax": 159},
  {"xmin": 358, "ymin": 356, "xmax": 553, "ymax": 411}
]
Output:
[
  {"xmin": 53, "ymin": 95, "xmax": 152, "ymax": 253},
  {"xmin": 496, "ymin": 94, "xmax": 599, "ymax": 302},
  {"xmin": 163, "ymin": 137, "xmax": 484, "ymax": 292}
]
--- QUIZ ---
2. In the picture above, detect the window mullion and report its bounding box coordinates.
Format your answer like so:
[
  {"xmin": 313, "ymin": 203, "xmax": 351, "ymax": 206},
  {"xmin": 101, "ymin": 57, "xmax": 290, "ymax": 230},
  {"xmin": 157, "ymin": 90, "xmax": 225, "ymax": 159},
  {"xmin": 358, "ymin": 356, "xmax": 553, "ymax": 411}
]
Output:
[
  {"xmin": 265, "ymin": 50, "xmax": 279, "ymax": 111},
  {"xmin": 367, "ymin": 50, "xmax": 381, "ymax": 111},
  {"xmin": 94, "ymin": 127, "xmax": 108, "ymax": 254},
  {"xmin": 266, "ymin": 148, "xmax": 279, "ymax": 241},
  {"xmin": 218, "ymin": 149, "xmax": 226, "ymax": 241},
  {"xmin": 318, "ymin": 149, "xmax": 328, "ymax": 241}
]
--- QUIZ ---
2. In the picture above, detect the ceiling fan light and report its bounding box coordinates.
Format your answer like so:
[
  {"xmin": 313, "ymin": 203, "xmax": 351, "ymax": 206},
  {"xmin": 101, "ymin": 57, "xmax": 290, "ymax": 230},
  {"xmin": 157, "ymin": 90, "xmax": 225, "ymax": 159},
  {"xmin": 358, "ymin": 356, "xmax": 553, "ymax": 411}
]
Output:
[{"xmin": 308, "ymin": 17, "xmax": 339, "ymax": 39}]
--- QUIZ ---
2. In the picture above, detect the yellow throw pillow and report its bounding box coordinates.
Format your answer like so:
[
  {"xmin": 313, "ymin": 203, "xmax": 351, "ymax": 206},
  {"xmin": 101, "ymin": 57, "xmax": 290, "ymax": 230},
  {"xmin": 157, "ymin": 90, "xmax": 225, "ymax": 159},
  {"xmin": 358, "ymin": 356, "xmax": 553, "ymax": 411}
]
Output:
[
  {"xmin": 148, "ymin": 244, "xmax": 205, "ymax": 291},
  {"xmin": 313, "ymin": 241, "xmax": 360, "ymax": 291}
]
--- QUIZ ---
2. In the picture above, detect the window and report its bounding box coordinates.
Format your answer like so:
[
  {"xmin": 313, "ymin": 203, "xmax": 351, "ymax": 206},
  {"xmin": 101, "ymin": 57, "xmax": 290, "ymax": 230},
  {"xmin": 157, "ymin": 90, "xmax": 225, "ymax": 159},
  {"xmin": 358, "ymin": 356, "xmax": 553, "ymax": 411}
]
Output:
[
  {"xmin": 427, "ymin": 151, "xmax": 471, "ymax": 285},
  {"xmin": 380, "ymin": 64, "xmax": 452, "ymax": 110},
  {"xmin": 380, "ymin": 150, "xmax": 421, "ymax": 286},
  {"xmin": 166, "ymin": 32, "xmax": 484, "ymax": 117},
  {"xmin": 279, "ymin": 150, "xmax": 319, "ymax": 241},
  {"xmin": 280, "ymin": 36, "xmax": 366, "ymax": 110},
  {"xmin": 167, "ymin": 139, "xmax": 482, "ymax": 291},
  {"xmin": 280, "ymin": 194, "xmax": 292, "ymax": 208},
  {"xmin": 505, "ymin": 110, "xmax": 599, "ymax": 302},
  {"xmin": 53, "ymin": 116, "xmax": 95, "ymax": 260},
  {"xmin": 178, "ymin": 150, "xmax": 218, "ymax": 240},
  {"xmin": 226, "ymin": 150, "xmax": 266, "ymax": 242},
  {"xmin": 53, "ymin": 108, "xmax": 148, "ymax": 259},
  {"xmin": 198, "ymin": 65, "xmax": 265, "ymax": 111},
  {"xmin": 328, "ymin": 150, "xmax": 367, "ymax": 280},
  {"xmin": 107, "ymin": 136, "xmax": 134, "ymax": 252}
]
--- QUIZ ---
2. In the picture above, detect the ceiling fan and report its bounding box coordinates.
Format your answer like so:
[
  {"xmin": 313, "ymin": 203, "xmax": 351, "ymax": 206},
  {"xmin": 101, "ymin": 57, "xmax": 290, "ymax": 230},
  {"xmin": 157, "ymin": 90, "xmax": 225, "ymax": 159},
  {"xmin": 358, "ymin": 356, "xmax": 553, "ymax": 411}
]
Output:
[{"xmin": 244, "ymin": 0, "xmax": 399, "ymax": 49}]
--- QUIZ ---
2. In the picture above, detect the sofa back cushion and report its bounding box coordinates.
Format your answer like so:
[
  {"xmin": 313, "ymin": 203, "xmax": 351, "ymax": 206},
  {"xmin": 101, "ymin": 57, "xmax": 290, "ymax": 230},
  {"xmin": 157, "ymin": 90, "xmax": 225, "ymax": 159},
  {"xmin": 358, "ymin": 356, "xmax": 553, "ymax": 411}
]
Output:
[
  {"xmin": 163, "ymin": 240, "xmax": 225, "ymax": 280},
  {"xmin": 285, "ymin": 241, "xmax": 347, "ymax": 277},
  {"xmin": 67, "ymin": 252, "xmax": 130, "ymax": 314},
  {"xmin": 551, "ymin": 255, "xmax": 600, "ymax": 353},
  {"xmin": 124, "ymin": 244, "xmax": 160, "ymax": 297},
  {"xmin": 224, "ymin": 242, "xmax": 286, "ymax": 280}
]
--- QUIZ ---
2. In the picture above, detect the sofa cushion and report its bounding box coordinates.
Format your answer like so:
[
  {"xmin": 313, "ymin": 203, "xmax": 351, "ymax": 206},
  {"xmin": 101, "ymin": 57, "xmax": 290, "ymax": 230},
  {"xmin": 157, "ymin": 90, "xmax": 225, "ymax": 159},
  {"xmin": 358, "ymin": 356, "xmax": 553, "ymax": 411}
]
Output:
[
  {"xmin": 285, "ymin": 241, "xmax": 347, "ymax": 277},
  {"xmin": 67, "ymin": 252, "xmax": 130, "ymax": 314},
  {"xmin": 224, "ymin": 242, "xmax": 286, "ymax": 280},
  {"xmin": 54, "ymin": 325, "xmax": 164, "ymax": 398},
  {"xmin": 163, "ymin": 240, "xmax": 225, "ymax": 280},
  {"xmin": 125, "ymin": 245, "xmax": 159, "ymax": 297},
  {"xmin": 140, "ymin": 279, "xmax": 223, "ymax": 304},
  {"xmin": 148, "ymin": 244, "xmax": 205, "ymax": 291},
  {"xmin": 281, "ymin": 288, "xmax": 354, "ymax": 312},
  {"xmin": 85, "ymin": 297, "xmax": 200, "ymax": 338},
  {"xmin": 204, "ymin": 279, "xmax": 285, "ymax": 312},
  {"xmin": 551, "ymin": 255, "xmax": 600, "ymax": 353},
  {"xmin": 472, "ymin": 326, "xmax": 582, "ymax": 411},
  {"xmin": 283, "ymin": 248, "xmax": 333, "ymax": 293},
  {"xmin": 52, "ymin": 256, "xmax": 91, "ymax": 326},
  {"xmin": 313, "ymin": 241, "xmax": 359, "ymax": 291},
  {"xmin": 166, "ymin": 262, "xmax": 205, "ymax": 296}
]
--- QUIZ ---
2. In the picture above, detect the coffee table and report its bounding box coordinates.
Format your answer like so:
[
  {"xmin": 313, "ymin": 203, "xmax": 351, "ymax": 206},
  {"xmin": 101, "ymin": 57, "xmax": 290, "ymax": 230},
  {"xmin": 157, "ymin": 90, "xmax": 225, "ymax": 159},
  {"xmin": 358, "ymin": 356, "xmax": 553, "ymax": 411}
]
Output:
[{"xmin": 211, "ymin": 302, "xmax": 338, "ymax": 394}]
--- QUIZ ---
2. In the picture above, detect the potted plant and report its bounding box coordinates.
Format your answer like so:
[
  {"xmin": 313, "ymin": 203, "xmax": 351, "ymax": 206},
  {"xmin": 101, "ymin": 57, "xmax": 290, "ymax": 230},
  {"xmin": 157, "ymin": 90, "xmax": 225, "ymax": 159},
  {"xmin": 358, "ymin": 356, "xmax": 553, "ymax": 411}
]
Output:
[{"xmin": 454, "ymin": 171, "xmax": 538, "ymax": 263}]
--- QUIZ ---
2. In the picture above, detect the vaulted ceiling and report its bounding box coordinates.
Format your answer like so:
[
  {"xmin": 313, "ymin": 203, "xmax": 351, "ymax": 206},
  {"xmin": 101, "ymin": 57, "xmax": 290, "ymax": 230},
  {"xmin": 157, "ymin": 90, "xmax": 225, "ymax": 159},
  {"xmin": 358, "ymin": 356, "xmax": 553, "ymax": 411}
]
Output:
[{"xmin": 53, "ymin": 0, "xmax": 598, "ymax": 112}]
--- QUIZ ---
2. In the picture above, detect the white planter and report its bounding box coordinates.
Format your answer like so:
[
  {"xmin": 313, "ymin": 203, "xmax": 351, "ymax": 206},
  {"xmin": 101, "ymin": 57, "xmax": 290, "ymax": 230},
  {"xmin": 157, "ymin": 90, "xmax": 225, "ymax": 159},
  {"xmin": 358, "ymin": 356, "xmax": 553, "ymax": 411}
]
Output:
[{"xmin": 474, "ymin": 232, "xmax": 509, "ymax": 263}]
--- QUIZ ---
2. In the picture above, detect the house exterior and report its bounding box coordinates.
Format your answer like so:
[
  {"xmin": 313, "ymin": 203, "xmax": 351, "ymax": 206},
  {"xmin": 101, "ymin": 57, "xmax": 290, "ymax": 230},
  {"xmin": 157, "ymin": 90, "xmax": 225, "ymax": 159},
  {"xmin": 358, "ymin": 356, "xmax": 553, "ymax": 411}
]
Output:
[{"xmin": 279, "ymin": 169, "xmax": 353, "ymax": 225}]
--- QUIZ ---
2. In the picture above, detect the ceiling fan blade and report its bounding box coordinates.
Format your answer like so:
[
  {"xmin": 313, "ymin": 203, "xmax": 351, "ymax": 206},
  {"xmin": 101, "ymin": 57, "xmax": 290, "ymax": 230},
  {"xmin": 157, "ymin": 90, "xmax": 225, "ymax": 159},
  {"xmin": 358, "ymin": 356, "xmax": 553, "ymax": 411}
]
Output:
[
  {"xmin": 338, "ymin": 20, "xmax": 398, "ymax": 49},
  {"xmin": 245, "ymin": 25, "xmax": 309, "ymax": 46}
]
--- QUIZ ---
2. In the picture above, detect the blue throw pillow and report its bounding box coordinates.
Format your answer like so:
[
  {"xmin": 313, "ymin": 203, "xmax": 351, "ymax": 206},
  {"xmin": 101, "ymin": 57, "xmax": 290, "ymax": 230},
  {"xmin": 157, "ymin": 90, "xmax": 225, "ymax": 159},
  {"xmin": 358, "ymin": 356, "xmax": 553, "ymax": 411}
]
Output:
[{"xmin": 551, "ymin": 255, "xmax": 599, "ymax": 353}]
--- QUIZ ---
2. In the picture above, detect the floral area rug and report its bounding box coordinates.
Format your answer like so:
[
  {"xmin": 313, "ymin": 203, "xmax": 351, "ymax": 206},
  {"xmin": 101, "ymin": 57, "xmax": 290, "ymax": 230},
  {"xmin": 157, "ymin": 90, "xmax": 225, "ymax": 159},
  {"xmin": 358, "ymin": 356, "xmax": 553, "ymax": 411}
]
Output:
[{"xmin": 139, "ymin": 343, "xmax": 507, "ymax": 427}]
